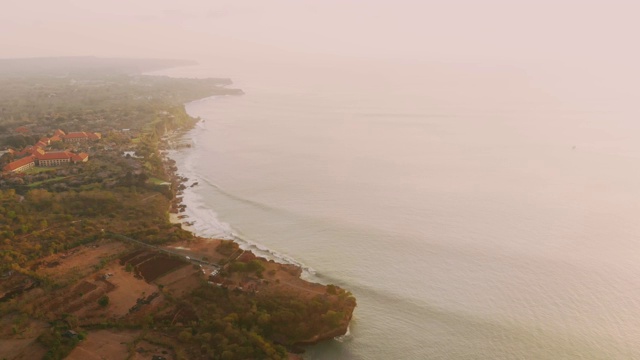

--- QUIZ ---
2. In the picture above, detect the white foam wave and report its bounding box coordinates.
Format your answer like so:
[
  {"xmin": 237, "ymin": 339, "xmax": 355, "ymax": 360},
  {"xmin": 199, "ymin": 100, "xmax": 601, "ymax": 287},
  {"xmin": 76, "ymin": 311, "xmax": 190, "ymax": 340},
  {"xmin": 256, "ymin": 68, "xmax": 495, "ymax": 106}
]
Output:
[
  {"xmin": 167, "ymin": 127, "xmax": 234, "ymax": 240},
  {"xmin": 167, "ymin": 108, "xmax": 319, "ymax": 280},
  {"xmin": 335, "ymin": 325, "xmax": 352, "ymax": 343},
  {"xmin": 231, "ymin": 231, "xmax": 319, "ymax": 280}
]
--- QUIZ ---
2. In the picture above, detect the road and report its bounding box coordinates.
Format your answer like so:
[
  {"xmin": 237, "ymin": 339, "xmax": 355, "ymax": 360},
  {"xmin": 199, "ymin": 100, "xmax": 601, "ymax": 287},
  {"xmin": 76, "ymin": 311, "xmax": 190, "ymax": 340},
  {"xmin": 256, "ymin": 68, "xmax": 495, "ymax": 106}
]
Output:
[{"xmin": 105, "ymin": 231, "xmax": 220, "ymax": 270}]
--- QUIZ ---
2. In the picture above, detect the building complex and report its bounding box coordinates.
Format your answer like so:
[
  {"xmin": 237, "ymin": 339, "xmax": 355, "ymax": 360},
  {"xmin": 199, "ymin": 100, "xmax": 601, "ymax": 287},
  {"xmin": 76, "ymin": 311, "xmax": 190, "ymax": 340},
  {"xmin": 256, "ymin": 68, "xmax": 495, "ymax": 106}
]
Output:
[{"xmin": 2, "ymin": 129, "xmax": 96, "ymax": 173}]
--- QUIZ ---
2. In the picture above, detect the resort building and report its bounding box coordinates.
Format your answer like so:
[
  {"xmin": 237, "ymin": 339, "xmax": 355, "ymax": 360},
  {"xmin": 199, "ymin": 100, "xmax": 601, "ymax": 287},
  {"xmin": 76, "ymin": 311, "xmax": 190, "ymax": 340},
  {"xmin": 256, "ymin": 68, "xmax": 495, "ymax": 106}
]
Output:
[
  {"xmin": 3, "ymin": 151, "xmax": 89, "ymax": 172},
  {"xmin": 1, "ymin": 127, "xmax": 95, "ymax": 173},
  {"xmin": 62, "ymin": 131, "xmax": 101, "ymax": 143},
  {"xmin": 14, "ymin": 146, "xmax": 45, "ymax": 158},
  {"xmin": 36, "ymin": 151, "xmax": 72, "ymax": 167},
  {"xmin": 71, "ymin": 152, "xmax": 89, "ymax": 163},
  {"xmin": 2, "ymin": 156, "xmax": 35, "ymax": 173},
  {"xmin": 35, "ymin": 138, "xmax": 50, "ymax": 148},
  {"xmin": 49, "ymin": 129, "xmax": 65, "ymax": 142},
  {"xmin": 36, "ymin": 151, "xmax": 89, "ymax": 167}
]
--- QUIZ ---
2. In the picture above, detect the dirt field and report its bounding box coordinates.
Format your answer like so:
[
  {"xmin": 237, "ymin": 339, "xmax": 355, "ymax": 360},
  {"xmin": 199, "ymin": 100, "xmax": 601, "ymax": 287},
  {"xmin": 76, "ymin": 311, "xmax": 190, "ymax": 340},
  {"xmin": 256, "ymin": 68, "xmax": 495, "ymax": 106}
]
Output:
[
  {"xmin": 97, "ymin": 264, "xmax": 158, "ymax": 317},
  {"xmin": 119, "ymin": 249, "xmax": 146, "ymax": 264},
  {"xmin": 137, "ymin": 254, "xmax": 186, "ymax": 282},
  {"xmin": 0, "ymin": 316, "xmax": 49, "ymax": 360},
  {"xmin": 131, "ymin": 339, "xmax": 174, "ymax": 360},
  {"xmin": 154, "ymin": 263, "xmax": 201, "ymax": 298},
  {"xmin": 125, "ymin": 252, "xmax": 158, "ymax": 267},
  {"xmin": 36, "ymin": 240, "xmax": 127, "ymax": 282},
  {"xmin": 2, "ymin": 237, "xmax": 339, "ymax": 358},
  {"xmin": 0, "ymin": 274, "xmax": 38, "ymax": 303},
  {"xmin": 66, "ymin": 329, "xmax": 140, "ymax": 360},
  {"xmin": 0, "ymin": 338, "xmax": 48, "ymax": 360}
]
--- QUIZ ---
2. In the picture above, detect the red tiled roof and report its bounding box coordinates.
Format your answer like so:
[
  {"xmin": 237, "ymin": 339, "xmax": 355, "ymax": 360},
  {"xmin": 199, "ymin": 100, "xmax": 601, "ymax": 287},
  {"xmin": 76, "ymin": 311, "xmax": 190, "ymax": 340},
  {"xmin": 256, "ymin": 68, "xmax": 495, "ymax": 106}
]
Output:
[
  {"xmin": 53, "ymin": 129, "xmax": 65, "ymax": 136},
  {"xmin": 49, "ymin": 135, "xmax": 62, "ymax": 142},
  {"xmin": 63, "ymin": 132, "xmax": 90, "ymax": 139},
  {"xmin": 36, "ymin": 151, "xmax": 73, "ymax": 161},
  {"xmin": 3, "ymin": 156, "xmax": 35, "ymax": 172},
  {"xmin": 71, "ymin": 153, "xmax": 89, "ymax": 162},
  {"xmin": 30, "ymin": 147, "xmax": 46, "ymax": 156},
  {"xmin": 16, "ymin": 146, "xmax": 33, "ymax": 157},
  {"xmin": 61, "ymin": 131, "xmax": 101, "ymax": 140}
]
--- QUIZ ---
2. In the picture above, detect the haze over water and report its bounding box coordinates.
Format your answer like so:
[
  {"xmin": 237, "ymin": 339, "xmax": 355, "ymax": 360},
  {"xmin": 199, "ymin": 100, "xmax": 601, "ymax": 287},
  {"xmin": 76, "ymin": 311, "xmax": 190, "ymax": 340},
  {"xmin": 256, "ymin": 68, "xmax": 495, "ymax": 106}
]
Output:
[
  {"xmin": 156, "ymin": 55, "xmax": 640, "ymax": 359},
  {"xmin": 8, "ymin": 0, "xmax": 639, "ymax": 358}
]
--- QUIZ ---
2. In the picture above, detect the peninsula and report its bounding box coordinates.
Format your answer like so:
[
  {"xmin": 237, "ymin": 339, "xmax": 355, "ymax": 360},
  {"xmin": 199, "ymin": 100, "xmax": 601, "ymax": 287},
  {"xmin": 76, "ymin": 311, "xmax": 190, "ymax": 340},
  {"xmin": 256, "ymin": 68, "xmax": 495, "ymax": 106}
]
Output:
[{"xmin": 0, "ymin": 58, "xmax": 355, "ymax": 360}]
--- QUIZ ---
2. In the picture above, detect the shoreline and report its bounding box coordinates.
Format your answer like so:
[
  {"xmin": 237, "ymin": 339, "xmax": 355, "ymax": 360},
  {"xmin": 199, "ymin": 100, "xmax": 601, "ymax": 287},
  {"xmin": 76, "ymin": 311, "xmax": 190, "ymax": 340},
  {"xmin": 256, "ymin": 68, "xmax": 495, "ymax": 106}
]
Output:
[
  {"xmin": 158, "ymin": 100, "xmax": 356, "ymax": 350},
  {"xmin": 0, "ymin": 68, "xmax": 355, "ymax": 359},
  {"xmin": 162, "ymin": 114, "xmax": 320, "ymax": 280}
]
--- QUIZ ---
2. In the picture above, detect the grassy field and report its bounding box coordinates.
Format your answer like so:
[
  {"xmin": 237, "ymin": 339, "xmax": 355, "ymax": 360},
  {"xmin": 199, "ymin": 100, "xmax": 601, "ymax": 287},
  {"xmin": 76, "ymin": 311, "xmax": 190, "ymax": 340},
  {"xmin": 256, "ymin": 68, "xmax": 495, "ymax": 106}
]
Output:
[
  {"xmin": 23, "ymin": 167, "xmax": 58, "ymax": 175},
  {"xmin": 27, "ymin": 175, "xmax": 72, "ymax": 188}
]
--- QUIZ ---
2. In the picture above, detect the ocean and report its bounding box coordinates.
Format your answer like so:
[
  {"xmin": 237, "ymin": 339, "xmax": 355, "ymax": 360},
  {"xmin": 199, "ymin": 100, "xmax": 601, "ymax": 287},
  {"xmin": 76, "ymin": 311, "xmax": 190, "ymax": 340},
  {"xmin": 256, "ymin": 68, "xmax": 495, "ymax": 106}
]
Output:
[{"xmin": 155, "ymin": 61, "xmax": 640, "ymax": 359}]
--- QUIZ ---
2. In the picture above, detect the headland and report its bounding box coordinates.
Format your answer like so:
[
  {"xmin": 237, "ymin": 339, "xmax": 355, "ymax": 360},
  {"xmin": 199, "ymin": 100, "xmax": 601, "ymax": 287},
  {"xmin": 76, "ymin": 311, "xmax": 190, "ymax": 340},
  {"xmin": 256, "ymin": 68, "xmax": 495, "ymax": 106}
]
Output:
[{"xmin": 0, "ymin": 58, "xmax": 355, "ymax": 360}]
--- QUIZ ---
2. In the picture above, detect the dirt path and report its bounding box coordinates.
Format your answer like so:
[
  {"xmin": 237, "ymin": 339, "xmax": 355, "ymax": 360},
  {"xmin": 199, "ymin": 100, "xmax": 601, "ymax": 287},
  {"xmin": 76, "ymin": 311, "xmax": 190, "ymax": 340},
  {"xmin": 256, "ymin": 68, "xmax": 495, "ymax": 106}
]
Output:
[
  {"xmin": 67, "ymin": 330, "xmax": 138, "ymax": 360},
  {"xmin": 281, "ymin": 280, "xmax": 325, "ymax": 295}
]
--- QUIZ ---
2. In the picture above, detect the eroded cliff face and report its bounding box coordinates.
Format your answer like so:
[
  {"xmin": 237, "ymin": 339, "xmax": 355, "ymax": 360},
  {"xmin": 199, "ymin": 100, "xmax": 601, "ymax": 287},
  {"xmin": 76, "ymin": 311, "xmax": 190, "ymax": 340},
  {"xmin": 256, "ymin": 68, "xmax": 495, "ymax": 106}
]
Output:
[
  {"xmin": 295, "ymin": 304, "xmax": 355, "ymax": 347},
  {"xmin": 201, "ymin": 240, "xmax": 357, "ymax": 349}
]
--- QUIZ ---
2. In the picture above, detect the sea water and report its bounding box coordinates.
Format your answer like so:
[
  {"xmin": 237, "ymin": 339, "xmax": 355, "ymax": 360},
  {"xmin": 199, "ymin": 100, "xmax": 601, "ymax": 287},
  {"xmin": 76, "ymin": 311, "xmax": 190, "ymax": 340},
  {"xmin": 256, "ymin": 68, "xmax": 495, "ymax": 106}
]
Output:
[{"xmin": 156, "ymin": 61, "xmax": 640, "ymax": 359}]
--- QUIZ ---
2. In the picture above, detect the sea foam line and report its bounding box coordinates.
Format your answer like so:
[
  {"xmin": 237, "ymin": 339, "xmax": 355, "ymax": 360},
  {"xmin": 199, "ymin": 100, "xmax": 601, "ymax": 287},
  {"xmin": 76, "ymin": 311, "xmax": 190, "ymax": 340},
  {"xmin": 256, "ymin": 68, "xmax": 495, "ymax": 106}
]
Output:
[{"xmin": 169, "ymin": 108, "xmax": 319, "ymax": 280}]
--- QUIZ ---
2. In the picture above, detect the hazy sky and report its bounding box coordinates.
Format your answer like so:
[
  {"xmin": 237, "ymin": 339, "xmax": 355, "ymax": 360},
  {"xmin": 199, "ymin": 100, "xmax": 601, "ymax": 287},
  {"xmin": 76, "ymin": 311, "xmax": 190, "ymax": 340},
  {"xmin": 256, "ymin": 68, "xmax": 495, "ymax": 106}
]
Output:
[
  {"xmin": 2, "ymin": 0, "xmax": 639, "ymax": 109},
  {"xmin": 2, "ymin": 0, "xmax": 639, "ymax": 68}
]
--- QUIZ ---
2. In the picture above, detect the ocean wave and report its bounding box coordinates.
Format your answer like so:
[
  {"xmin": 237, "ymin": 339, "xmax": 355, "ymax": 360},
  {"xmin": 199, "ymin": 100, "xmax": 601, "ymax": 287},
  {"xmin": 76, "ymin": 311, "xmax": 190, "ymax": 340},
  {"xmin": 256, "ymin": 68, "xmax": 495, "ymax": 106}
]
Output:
[
  {"xmin": 334, "ymin": 325, "xmax": 352, "ymax": 342},
  {"xmin": 197, "ymin": 176, "xmax": 280, "ymax": 213},
  {"xmin": 167, "ymin": 110, "xmax": 320, "ymax": 280}
]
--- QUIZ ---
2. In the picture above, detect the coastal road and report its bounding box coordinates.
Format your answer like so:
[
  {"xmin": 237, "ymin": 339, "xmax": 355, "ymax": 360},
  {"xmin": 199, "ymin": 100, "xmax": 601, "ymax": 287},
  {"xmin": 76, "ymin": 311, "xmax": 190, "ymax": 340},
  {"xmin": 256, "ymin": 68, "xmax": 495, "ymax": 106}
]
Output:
[{"xmin": 105, "ymin": 231, "xmax": 220, "ymax": 270}]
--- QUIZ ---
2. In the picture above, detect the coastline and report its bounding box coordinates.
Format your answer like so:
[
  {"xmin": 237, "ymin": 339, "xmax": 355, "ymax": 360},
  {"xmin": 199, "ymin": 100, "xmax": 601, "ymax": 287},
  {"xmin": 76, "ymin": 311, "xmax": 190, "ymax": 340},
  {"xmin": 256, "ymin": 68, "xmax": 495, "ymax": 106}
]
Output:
[
  {"xmin": 162, "ymin": 111, "xmax": 319, "ymax": 279},
  {"xmin": 0, "ymin": 71, "xmax": 355, "ymax": 360},
  {"xmin": 159, "ymin": 98, "xmax": 356, "ymax": 351},
  {"xmin": 163, "ymin": 118, "xmax": 234, "ymax": 240}
]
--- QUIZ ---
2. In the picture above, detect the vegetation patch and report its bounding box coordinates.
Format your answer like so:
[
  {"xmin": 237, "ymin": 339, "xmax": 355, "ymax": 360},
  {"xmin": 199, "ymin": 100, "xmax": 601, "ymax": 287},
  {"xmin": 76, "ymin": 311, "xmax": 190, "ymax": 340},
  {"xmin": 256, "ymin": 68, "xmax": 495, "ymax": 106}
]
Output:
[
  {"xmin": 0, "ymin": 61, "xmax": 354, "ymax": 360},
  {"xmin": 136, "ymin": 254, "xmax": 187, "ymax": 283}
]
